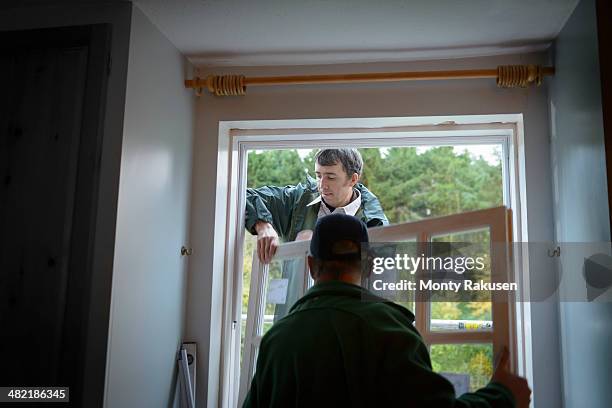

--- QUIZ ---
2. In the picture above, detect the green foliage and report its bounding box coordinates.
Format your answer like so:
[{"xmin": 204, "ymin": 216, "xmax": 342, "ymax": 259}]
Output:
[
  {"xmin": 430, "ymin": 344, "xmax": 493, "ymax": 391},
  {"xmin": 362, "ymin": 146, "xmax": 502, "ymax": 224},
  {"xmin": 247, "ymin": 150, "xmax": 308, "ymax": 188},
  {"xmin": 301, "ymin": 149, "xmax": 317, "ymax": 178}
]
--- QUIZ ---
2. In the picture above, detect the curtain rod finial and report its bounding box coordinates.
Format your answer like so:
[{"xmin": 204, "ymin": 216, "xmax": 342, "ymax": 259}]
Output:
[{"xmin": 184, "ymin": 75, "xmax": 247, "ymax": 96}]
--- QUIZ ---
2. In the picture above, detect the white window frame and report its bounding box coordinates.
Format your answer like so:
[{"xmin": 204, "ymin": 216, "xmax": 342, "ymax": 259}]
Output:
[{"xmin": 213, "ymin": 115, "xmax": 532, "ymax": 408}]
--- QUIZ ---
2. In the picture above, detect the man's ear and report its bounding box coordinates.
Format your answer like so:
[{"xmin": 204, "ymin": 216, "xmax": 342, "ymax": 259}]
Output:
[
  {"xmin": 307, "ymin": 256, "xmax": 317, "ymax": 280},
  {"xmin": 350, "ymin": 172, "xmax": 359, "ymax": 187}
]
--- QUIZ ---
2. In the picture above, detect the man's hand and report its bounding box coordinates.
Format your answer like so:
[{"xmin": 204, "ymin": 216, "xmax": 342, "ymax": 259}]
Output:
[
  {"xmin": 255, "ymin": 221, "xmax": 279, "ymax": 264},
  {"xmin": 492, "ymin": 348, "xmax": 531, "ymax": 408}
]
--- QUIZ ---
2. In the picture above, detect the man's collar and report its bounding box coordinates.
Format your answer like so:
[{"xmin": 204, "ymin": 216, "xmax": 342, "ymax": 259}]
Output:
[
  {"xmin": 342, "ymin": 190, "xmax": 362, "ymax": 216},
  {"xmin": 306, "ymin": 189, "xmax": 362, "ymax": 216},
  {"xmin": 306, "ymin": 195, "xmax": 322, "ymax": 207}
]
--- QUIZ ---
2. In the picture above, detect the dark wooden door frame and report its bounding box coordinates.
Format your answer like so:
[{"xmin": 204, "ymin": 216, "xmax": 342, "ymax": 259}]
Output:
[
  {"xmin": 1, "ymin": 24, "xmax": 113, "ymax": 407},
  {"xmin": 63, "ymin": 24, "xmax": 113, "ymax": 408},
  {"xmin": 596, "ymin": 0, "xmax": 612, "ymax": 236}
]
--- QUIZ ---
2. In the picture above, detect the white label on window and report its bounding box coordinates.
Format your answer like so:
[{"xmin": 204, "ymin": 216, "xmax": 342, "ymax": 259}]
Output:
[{"xmin": 267, "ymin": 279, "xmax": 289, "ymax": 304}]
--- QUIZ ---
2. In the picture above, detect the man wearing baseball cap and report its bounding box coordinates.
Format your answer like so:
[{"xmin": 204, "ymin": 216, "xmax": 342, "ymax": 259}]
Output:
[{"xmin": 243, "ymin": 214, "xmax": 531, "ymax": 407}]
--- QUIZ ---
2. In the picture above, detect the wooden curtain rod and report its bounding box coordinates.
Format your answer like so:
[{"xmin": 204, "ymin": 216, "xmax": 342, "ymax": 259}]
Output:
[{"xmin": 184, "ymin": 65, "xmax": 554, "ymax": 96}]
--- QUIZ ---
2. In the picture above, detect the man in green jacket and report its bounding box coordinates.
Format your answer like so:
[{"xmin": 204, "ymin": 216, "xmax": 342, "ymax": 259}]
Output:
[
  {"xmin": 243, "ymin": 214, "xmax": 531, "ymax": 408},
  {"xmin": 245, "ymin": 148, "xmax": 388, "ymax": 264}
]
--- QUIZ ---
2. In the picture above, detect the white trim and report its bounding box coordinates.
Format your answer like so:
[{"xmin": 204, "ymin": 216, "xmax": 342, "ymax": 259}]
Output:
[
  {"xmin": 224, "ymin": 115, "xmax": 524, "ymax": 130},
  {"xmin": 233, "ymin": 134, "xmax": 511, "ymax": 149},
  {"xmin": 508, "ymin": 118, "xmax": 534, "ymax": 380},
  {"xmin": 221, "ymin": 136, "xmax": 249, "ymax": 408},
  {"xmin": 212, "ymin": 115, "xmax": 532, "ymax": 407},
  {"xmin": 214, "ymin": 121, "xmax": 233, "ymax": 408},
  {"xmin": 230, "ymin": 125, "xmax": 514, "ymax": 136}
]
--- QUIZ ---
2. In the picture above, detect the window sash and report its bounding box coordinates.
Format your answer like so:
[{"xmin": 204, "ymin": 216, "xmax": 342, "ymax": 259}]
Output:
[
  {"xmin": 239, "ymin": 206, "xmax": 514, "ymax": 405},
  {"xmin": 238, "ymin": 245, "xmax": 309, "ymax": 405}
]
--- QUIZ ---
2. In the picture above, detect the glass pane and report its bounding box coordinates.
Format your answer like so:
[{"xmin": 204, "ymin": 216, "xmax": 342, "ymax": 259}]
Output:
[
  {"xmin": 240, "ymin": 233, "xmax": 256, "ymax": 366},
  {"xmin": 262, "ymin": 257, "xmax": 305, "ymax": 336},
  {"xmin": 429, "ymin": 228, "xmax": 492, "ymax": 331},
  {"xmin": 240, "ymin": 318, "xmax": 247, "ymax": 366},
  {"xmin": 431, "ymin": 343, "xmax": 493, "ymax": 393},
  {"xmin": 367, "ymin": 240, "xmax": 418, "ymax": 313}
]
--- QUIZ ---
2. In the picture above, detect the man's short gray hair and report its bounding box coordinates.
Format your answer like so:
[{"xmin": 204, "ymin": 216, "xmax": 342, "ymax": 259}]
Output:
[{"xmin": 315, "ymin": 148, "xmax": 363, "ymax": 177}]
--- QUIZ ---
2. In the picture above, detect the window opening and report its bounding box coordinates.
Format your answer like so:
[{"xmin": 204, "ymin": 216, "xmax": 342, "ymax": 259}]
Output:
[{"xmin": 238, "ymin": 143, "xmax": 509, "ymax": 404}]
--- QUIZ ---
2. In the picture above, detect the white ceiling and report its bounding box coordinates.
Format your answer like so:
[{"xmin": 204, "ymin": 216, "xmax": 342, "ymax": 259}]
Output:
[{"xmin": 134, "ymin": 0, "xmax": 579, "ymax": 67}]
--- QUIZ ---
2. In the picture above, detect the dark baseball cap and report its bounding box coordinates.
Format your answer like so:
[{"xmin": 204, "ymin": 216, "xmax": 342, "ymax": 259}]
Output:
[{"xmin": 309, "ymin": 213, "xmax": 369, "ymax": 261}]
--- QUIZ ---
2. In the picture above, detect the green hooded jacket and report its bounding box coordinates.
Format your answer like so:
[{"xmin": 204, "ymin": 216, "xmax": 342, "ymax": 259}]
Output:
[
  {"xmin": 245, "ymin": 176, "xmax": 389, "ymax": 242},
  {"xmin": 243, "ymin": 281, "xmax": 515, "ymax": 408}
]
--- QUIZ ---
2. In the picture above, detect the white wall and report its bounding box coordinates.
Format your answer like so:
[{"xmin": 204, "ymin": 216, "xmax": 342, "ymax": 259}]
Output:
[
  {"xmin": 187, "ymin": 53, "xmax": 561, "ymax": 407},
  {"xmin": 550, "ymin": 0, "xmax": 612, "ymax": 407},
  {"xmin": 104, "ymin": 5, "xmax": 195, "ymax": 408},
  {"xmin": 0, "ymin": 2, "xmax": 132, "ymax": 406}
]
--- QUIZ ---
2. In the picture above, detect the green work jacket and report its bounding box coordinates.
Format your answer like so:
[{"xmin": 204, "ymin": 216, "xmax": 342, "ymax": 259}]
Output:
[
  {"xmin": 245, "ymin": 177, "xmax": 389, "ymax": 242},
  {"xmin": 243, "ymin": 281, "xmax": 515, "ymax": 408}
]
